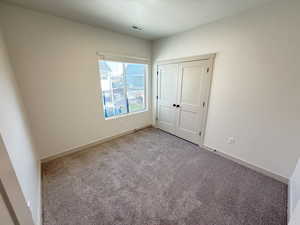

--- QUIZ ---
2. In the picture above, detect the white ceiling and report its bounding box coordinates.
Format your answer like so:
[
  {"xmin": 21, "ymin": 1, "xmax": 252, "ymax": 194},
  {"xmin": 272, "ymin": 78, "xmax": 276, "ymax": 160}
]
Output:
[{"xmin": 2, "ymin": 0, "xmax": 275, "ymax": 40}]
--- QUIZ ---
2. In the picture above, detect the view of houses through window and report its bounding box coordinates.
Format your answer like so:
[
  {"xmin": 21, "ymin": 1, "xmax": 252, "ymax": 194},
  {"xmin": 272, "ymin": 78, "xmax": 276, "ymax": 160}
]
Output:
[{"xmin": 99, "ymin": 60, "xmax": 147, "ymax": 118}]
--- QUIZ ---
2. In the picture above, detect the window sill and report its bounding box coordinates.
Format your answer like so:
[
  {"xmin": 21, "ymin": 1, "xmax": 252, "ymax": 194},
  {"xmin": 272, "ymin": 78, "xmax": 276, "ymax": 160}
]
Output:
[{"xmin": 104, "ymin": 109, "xmax": 148, "ymax": 121}]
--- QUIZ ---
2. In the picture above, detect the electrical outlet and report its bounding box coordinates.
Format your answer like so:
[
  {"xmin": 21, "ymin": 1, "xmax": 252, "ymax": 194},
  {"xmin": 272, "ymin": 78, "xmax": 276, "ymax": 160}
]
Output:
[{"xmin": 227, "ymin": 137, "xmax": 235, "ymax": 144}]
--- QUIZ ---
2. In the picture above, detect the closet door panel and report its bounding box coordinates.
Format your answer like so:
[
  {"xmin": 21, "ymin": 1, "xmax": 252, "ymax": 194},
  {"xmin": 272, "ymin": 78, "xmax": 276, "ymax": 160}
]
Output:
[
  {"xmin": 157, "ymin": 63, "xmax": 179, "ymax": 135},
  {"xmin": 176, "ymin": 61, "xmax": 209, "ymax": 144}
]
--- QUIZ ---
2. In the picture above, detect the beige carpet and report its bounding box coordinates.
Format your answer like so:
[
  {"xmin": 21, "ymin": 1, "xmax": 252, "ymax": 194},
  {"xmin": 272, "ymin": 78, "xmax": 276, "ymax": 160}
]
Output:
[{"xmin": 42, "ymin": 128, "xmax": 287, "ymax": 225}]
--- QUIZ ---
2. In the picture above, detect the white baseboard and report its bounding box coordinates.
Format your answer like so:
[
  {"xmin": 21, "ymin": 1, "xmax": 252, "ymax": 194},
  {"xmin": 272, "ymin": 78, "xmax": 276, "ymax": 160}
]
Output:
[
  {"xmin": 41, "ymin": 125, "xmax": 152, "ymax": 163},
  {"xmin": 38, "ymin": 160, "xmax": 42, "ymax": 225},
  {"xmin": 288, "ymin": 181, "xmax": 292, "ymax": 222},
  {"xmin": 203, "ymin": 145, "xmax": 289, "ymax": 184}
]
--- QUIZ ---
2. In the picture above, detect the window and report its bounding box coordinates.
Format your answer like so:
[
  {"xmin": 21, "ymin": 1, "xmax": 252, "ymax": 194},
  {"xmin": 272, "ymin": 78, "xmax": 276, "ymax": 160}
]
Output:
[{"xmin": 99, "ymin": 60, "xmax": 147, "ymax": 118}]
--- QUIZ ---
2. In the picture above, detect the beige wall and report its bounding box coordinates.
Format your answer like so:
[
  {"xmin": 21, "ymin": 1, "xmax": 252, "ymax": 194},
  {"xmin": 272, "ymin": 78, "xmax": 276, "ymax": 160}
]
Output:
[
  {"xmin": 0, "ymin": 3, "xmax": 152, "ymax": 159},
  {"xmin": 153, "ymin": 0, "xmax": 300, "ymax": 179},
  {"xmin": 0, "ymin": 28, "xmax": 40, "ymax": 224}
]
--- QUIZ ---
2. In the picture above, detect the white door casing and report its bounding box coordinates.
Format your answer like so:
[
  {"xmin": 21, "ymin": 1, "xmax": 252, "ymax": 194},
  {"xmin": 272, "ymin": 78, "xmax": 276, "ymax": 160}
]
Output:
[
  {"xmin": 0, "ymin": 135, "xmax": 35, "ymax": 225},
  {"xmin": 0, "ymin": 189, "xmax": 15, "ymax": 225}
]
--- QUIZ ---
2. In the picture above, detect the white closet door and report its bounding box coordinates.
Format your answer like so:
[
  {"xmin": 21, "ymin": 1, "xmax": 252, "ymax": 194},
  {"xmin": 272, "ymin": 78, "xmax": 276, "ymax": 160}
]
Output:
[
  {"xmin": 157, "ymin": 63, "xmax": 179, "ymax": 134},
  {"xmin": 176, "ymin": 60, "xmax": 209, "ymax": 144}
]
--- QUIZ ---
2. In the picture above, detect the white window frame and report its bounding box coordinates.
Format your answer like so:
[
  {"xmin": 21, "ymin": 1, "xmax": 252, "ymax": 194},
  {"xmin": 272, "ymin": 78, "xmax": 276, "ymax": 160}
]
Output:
[{"xmin": 98, "ymin": 54, "xmax": 150, "ymax": 120}]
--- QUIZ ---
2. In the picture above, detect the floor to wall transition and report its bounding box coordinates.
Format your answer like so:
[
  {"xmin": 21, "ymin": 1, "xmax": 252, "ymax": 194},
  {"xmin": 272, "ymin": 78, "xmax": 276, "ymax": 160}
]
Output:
[{"xmin": 42, "ymin": 128, "xmax": 287, "ymax": 225}]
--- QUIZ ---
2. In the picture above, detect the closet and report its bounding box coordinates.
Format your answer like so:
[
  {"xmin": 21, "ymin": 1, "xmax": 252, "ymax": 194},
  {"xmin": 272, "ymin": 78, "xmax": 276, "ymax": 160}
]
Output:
[{"xmin": 156, "ymin": 55, "xmax": 214, "ymax": 145}]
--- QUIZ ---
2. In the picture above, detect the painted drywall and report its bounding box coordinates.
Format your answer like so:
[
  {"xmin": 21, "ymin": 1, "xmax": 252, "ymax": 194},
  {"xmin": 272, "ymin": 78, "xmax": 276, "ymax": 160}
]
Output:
[
  {"xmin": 0, "ymin": 28, "xmax": 41, "ymax": 224},
  {"xmin": 153, "ymin": 0, "xmax": 300, "ymax": 179},
  {"xmin": 0, "ymin": 3, "xmax": 152, "ymax": 159}
]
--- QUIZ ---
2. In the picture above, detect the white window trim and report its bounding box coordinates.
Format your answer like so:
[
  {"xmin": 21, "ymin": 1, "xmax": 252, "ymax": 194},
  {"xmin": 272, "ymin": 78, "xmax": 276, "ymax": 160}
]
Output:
[
  {"xmin": 104, "ymin": 109, "xmax": 149, "ymax": 121},
  {"xmin": 98, "ymin": 55, "xmax": 150, "ymax": 120},
  {"xmin": 97, "ymin": 52, "xmax": 150, "ymax": 64}
]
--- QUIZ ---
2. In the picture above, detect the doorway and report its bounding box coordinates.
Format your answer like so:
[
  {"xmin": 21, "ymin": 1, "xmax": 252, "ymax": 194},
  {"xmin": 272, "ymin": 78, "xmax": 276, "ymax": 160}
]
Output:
[{"xmin": 156, "ymin": 54, "xmax": 214, "ymax": 146}]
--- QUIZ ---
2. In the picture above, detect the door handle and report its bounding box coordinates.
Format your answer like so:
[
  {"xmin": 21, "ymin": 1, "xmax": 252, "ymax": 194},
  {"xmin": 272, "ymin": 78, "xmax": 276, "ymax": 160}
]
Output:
[
  {"xmin": 173, "ymin": 104, "xmax": 176, "ymax": 107},
  {"xmin": 176, "ymin": 105, "xmax": 180, "ymax": 108}
]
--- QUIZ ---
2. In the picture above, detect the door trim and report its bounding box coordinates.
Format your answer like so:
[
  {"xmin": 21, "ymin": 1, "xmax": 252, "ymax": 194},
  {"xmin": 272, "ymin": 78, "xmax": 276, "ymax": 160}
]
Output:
[
  {"xmin": 155, "ymin": 53, "xmax": 216, "ymax": 66},
  {"xmin": 154, "ymin": 53, "xmax": 215, "ymax": 147},
  {"xmin": 0, "ymin": 179, "xmax": 20, "ymax": 225},
  {"xmin": 0, "ymin": 135, "xmax": 35, "ymax": 225}
]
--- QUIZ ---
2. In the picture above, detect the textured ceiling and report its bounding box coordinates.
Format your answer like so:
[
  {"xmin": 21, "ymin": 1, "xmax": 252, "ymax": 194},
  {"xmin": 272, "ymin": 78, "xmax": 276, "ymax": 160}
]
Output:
[{"xmin": 2, "ymin": 0, "xmax": 276, "ymax": 40}]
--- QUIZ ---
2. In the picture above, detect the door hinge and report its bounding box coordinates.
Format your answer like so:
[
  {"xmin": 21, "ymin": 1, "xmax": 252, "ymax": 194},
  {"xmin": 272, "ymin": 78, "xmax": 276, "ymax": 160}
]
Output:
[
  {"xmin": 156, "ymin": 96, "xmax": 158, "ymax": 100},
  {"xmin": 157, "ymin": 71, "xmax": 159, "ymax": 76},
  {"xmin": 202, "ymin": 102, "xmax": 206, "ymax": 107},
  {"xmin": 207, "ymin": 67, "xmax": 209, "ymax": 73},
  {"xmin": 199, "ymin": 131, "xmax": 202, "ymax": 136}
]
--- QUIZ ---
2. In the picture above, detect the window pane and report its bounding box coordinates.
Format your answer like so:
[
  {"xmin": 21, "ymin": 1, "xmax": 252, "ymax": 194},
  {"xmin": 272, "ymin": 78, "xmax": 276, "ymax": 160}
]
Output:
[
  {"xmin": 99, "ymin": 61, "xmax": 128, "ymax": 118},
  {"xmin": 125, "ymin": 63, "xmax": 146, "ymax": 113},
  {"xmin": 99, "ymin": 60, "xmax": 146, "ymax": 118}
]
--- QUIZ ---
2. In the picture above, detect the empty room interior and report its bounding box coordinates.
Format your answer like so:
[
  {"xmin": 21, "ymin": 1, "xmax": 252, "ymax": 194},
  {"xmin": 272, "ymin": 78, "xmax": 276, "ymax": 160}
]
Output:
[{"xmin": 1, "ymin": 0, "xmax": 300, "ymax": 224}]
